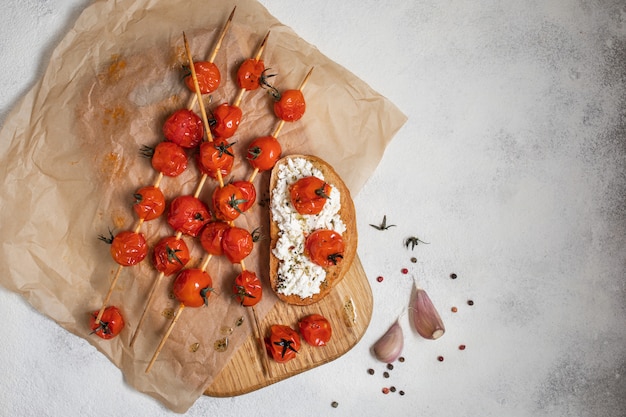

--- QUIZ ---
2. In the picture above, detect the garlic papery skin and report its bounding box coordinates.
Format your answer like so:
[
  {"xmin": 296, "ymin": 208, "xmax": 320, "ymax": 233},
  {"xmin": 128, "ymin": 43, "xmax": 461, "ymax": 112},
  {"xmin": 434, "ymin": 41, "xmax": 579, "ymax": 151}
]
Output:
[
  {"xmin": 412, "ymin": 287, "xmax": 445, "ymax": 340},
  {"xmin": 371, "ymin": 320, "xmax": 404, "ymax": 363}
]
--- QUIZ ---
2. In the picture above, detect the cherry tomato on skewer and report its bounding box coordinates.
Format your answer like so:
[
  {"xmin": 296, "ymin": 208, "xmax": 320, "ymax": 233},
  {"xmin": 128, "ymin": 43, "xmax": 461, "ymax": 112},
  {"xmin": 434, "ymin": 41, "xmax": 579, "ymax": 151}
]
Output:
[
  {"xmin": 304, "ymin": 229, "xmax": 345, "ymax": 267},
  {"xmin": 99, "ymin": 230, "xmax": 148, "ymax": 266},
  {"xmin": 232, "ymin": 180, "xmax": 256, "ymax": 212},
  {"xmin": 236, "ymin": 58, "xmax": 274, "ymax": 91},
  {"xmin": 273, "ymin": 89, "xmax": 306, "ymax": 122},
  {"xmin": 163, "ymin": 108, "xmax": 204, "ymax": 148},
  {"xmin": 172, "ymin": 268, "xmax": 213, "ymax": 308},
  {"xmin": 90, "ymin": 306, "xmax": 125, "ymax": 340},
  {"xmin": 152, "ymin": 235, "xmax": 190, "ymax": 276},
  {"xmin": 289, "ymin": 176, "xmax": 331, "ymax": 215},
  {"xmin": 133, "ymin": 185, "xmax": 166, "ymax": 221},
  {"xmin": 233, "ymin": 270, "xmax": 263, "ymax": 307},
  {"xmin": 298, "ymin": 314, "xmax": 332, "ymax": 347},
  {"xmin": 141, "ymin": 141, "xmax": 188, "ymax": 177},
  {"xmin": 199, "ymin": 220, "xmax": 230, "ymax": 256},
  {"xmin": 265, "ymin": 324, "xmax": 300, "ymax": 363},
  {"xmin": 167, "ymin": 195, "xmax": 211, "ymax": 237},
  {"xmin": 197, "ymin": 138, "xmax": 234, "ymax": 180},
  {"xmin": 210, "ymin": 103, "xmax": 242, "ymax": 139},
  {"xmin": 246, "ymin": 135, "xmax": 281, "ymax": 172},
  {"xmin": 184, "ymin": 61, "xmax": 221, "ymax": 94},
  {"xmin": 221, "ymin": 226, "xmax": 254, "ymax": 264},
  {"xmin": 212, "ymin": 183, "xmax": 248, "ymax": 222}
]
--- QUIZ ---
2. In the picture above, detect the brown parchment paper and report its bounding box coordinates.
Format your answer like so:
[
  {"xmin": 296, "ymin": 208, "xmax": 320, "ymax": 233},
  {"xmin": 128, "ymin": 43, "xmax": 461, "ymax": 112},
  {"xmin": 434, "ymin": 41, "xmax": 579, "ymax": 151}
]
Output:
[{"xmin": 0, "ymin": 0, "xmax": 406, "ymax": 413}]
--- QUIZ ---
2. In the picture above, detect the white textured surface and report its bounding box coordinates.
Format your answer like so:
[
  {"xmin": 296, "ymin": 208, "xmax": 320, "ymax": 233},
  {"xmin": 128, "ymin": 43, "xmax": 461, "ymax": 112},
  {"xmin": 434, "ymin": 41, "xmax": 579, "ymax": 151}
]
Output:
[{"xmin": 1, "ymin": 0, "xmax": 625, "ymax": 416}]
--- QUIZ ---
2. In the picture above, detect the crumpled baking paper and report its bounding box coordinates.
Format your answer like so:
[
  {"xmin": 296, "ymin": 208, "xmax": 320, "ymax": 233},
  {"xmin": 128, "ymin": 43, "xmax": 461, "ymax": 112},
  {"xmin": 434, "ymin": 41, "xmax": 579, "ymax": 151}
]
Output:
[{"xmin": 0, "ymin": 0, "xmax": 406, "ymax": 412}]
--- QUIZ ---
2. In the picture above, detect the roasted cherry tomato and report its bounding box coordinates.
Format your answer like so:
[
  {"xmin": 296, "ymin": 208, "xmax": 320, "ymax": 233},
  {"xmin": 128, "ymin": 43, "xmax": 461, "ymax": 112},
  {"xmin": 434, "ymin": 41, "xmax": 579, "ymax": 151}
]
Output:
[
  {"xmin": 133, "ymin": 185, "xmax": 166, "ymax": 221},
  {"xmin": 167, "ymin": 195, "xmax": 211, "ymax": 237},
  {"xmin": 298, "ymin": 314, "xmax": 332, "ymax": 347},
  {"xmin": 162, "ymin": 108, "xmax": 204, "ymax": 148},
  {"xmin": 233, "ymin": 270, "xmax": 263, "ymax": 307},
  {"xmin": 212, "ymin": 183, "xmax": 247, "ymax": 222},
  {"xmin": 236, "ymin": 58, "xmax": 266, "ymax": 91},
  {"xmin": 246, "ymin": 135, "xmax": 281, "ymax": 172},
  {"xmin": 90, "ymin": 306, "xmax": 125, "ymax": 340},
  {"xmin": 221, "ymin": 226, "xmax": 254, "ymax": 264},
  {"xmin": 197, "ymin": 139, "xmax": 234, "ymax": 180},
  {"xmin": 184, "ymin": 61, "xmax": 221, "ymax": 94},
  {"xmin": 273, "ymin": 89, "xmax": 306, "ymax": 122},
  {"xmin": 265, "ymin": 324, "xmax": 301, "ymax": 363},
  {"xmin": 199, "ymin": 220, "xmax": 230, "ymax": 256},
  {"xmin": 99, "ymin": 230, "xmax": 148, "ymax": 266},
  {"xmin": 289, "ymin": 176, "xmax": 331, "ymax": 215},
  {"xmin": 152, "ymin": 235, "xmax": 190, "ymax": 276},
  {"xmin": 210, "ymin": 103, "xmax": 242, "ymax": 139},
  {"xmin": 172, "ymin": 268, "xmax": 213, "ymax": 308},
  {"xmin": 232, "ymin": 180, "xmax": 256, "ymax": 212},
  {"xmin": 305, "ymin": 229, "xmax": 345, "ymax": 267},
  {"xmin": 145, "ymin": 141, "xmax": 188, "ymax": 177}
]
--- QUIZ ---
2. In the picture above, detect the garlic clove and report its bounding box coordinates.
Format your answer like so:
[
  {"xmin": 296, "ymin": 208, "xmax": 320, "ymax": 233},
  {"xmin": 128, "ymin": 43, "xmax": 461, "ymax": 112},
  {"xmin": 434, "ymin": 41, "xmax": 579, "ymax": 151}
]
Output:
[
  {"xmin": 371, "ymin": 320, "xmax": 404, "ymax": 363},
  {"xmin": 411, "ymin": 287, "xmax": 445, "ymax": 340}
]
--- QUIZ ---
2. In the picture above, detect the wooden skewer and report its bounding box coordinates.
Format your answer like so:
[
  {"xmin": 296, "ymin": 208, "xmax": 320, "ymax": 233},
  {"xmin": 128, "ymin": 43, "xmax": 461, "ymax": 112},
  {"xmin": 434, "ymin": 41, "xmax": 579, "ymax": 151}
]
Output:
[
  {"xmin": 232, "ymin": 31, "xmax": 271, "ymax": 108},
  {"xmin": 146, "ymin": 302, "xmax": 185, "ymax": 373},
  {"xmin": 209, "ymin": 6, "xmax": 236, "ymax": 63},
  {"xmin": 246, "ymin": 67, "xmax": 314, "ymax": 184},
  {"xmin": 251, "ymin": 305, "xmax": 272, "ymax": 378},
  {"xmin": 271, "ymin": 66, "xmax": 314, "ymax": 139},
  {"xmin": 95, "ymin": 264, "xmax": 124, "ymax": 323},
  {"xmin": 184, "ymin": 32, "xmax": 213, "ymax": 144},
  {"xmin": 129, "ymin": 229, "xmax": 184, "ymax": 347},
  {"xmin": 146, "ymin": 248, "xmax": 215, "ymax": 371},
  {"xmin": 187, "ymin": 7, "xmax": 236, "ymax": 110}
]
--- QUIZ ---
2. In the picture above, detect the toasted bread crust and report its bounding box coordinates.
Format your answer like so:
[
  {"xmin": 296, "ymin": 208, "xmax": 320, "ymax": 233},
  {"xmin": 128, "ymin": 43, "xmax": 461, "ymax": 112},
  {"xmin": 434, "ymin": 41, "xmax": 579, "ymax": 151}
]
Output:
[{"xmin": 269, "ymin": 154, "xmax": 357, "ymax": 305}]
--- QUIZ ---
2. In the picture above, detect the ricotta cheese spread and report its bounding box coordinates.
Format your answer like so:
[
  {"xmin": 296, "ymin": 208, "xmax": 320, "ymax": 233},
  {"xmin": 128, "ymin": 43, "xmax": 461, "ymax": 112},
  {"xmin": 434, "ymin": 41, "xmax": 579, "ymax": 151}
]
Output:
[{"xmin": 271, "ymin": 157, "xmax": 345, "ymax": 298}]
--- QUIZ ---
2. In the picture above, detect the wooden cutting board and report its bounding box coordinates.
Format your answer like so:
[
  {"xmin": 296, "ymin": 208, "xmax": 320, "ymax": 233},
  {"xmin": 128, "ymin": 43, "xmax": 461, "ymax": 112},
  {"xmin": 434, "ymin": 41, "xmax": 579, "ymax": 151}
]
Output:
[{"xmin": 205, "ymin": 254, "xmax": 372, "ymax": 396}]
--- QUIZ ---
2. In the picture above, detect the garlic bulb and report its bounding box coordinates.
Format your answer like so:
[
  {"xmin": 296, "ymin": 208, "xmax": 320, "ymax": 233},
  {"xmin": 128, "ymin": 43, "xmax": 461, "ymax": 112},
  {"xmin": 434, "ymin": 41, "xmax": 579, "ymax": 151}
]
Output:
[
  {"xmin": 411, "ymin": 287, "xmax": 445, "ymax": 340},
  {"xmin": 371, "ymin": 320, "xmax": 404, "ymax": 363}
]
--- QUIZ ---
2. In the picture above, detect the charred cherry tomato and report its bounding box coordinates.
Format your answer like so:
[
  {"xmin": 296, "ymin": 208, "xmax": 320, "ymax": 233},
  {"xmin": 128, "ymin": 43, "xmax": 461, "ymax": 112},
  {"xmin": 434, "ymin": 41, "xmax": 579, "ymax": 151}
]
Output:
[
  {"xmin": 90, "ymin": 306, "xmax": 125, "ymax": 339},
  {"xmin": 212, "ymin": 183, "xmax": 247, "ymax": 222},
  {"xmin": 184, "ymin": 61, "xmax": 221, "ymax": 94},
  {"xmin": 246, "ymin": 135, "xmax": 281, "ymax": 172},
  {"xmin": 274, "ymin": 89, "xmax": 306, "ymax": 122},
  {"xmin": 133, "ymin": 185, "xmax": 166, "ymax": 221},
  {"xmin": 145, "ymin": 141, "xmax": 188, "ymax": 177},
  {"xmin": 265, "ymin": 324, "xmax": 301, "ymax": 363},
  {"xmin": 162, "ymin": 108, "xmax": 204, "ymax": 148},
  {"xmin": 152, "ymin": 235, "xmax": 190, "ymax": 276},
  {"xmin": 236, "ymin": 58, "xmax": 266, "ymax": 91},
  {"xmin": 167, "ymin": 195, "xmax": 211, "ymax": 237},
  {"xmin": 232, "ymin": 180, "xmax": 256, "ymax": 212},
  {"xmin": 289, "ymin": 176, "xmax": 331, "ymax": 215},
  {"xmin": 172, "ymin": 268, "xmax": 213, "ymax": 308},
  {"xmin": 233, "ymin": 270, "xmax": 263, "ymax": 307},
  {"xmin": 221, "ymin": 226, "xmax": 254, "ymax": 264},
  {"xmin": 305, "ymin": 229, "xmax": 345, "ymax": 267},
  {"xmin": 197, "ymin": 139, "xmax": 234, "ymax": 180},
  {"xmin": 199, "ymin": 220, "xmax": 230, "ymax": 256},
  {"xmin": 99, "ymin": 230, "xmax": 148, "ymax": 266},
  {"xmin": 298, "ymin": 314, "xmax": 332, "ymax": 347},
  {"xmin": 210, "ymin": 103, "xmax": 242, "ymax": 139}
]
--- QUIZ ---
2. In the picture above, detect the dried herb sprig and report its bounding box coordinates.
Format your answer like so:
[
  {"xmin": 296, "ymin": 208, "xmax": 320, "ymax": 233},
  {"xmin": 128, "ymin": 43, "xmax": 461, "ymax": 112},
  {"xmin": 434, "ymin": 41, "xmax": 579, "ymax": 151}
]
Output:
[
  {"xmin": 370, "ymin": 215, "xmax": 396, "ymax": 231},
  {"xmin": 404, "ymin": 236, "xmax": 429, "ymax": 250}
]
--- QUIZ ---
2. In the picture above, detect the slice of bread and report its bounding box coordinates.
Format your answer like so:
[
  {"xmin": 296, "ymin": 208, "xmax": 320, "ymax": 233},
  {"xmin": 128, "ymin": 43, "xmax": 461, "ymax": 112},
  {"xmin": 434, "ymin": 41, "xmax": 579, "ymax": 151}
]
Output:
[{"xmin": 268, "ymin": 154, "xmax": 357, "ymax": 305}]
